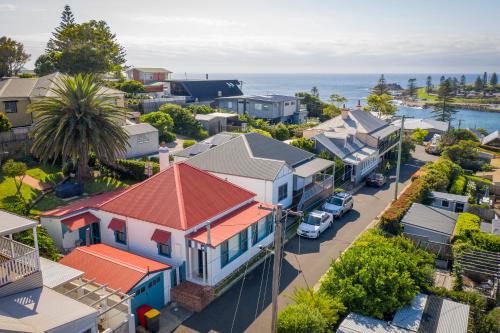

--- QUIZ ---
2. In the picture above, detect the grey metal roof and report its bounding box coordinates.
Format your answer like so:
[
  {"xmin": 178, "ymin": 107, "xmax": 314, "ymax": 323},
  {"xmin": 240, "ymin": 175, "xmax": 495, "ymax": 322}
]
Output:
[
  {"xmin": 123, "ymin": 123, "xmax": 158, "ymax": 136},
  {"xmin": 39, "ymin": 257, "xmax": 84, "ymax": 289},
  {"xmin": 370, "ymin": 124, "xmax": 399, "ymax": 139},
  {"xmin": 195, "ymin": 112, "xmax": 238, "ymax": 121},
  {"xmin": 294, "ymin": 158, "xmax": 334, "ymax": 178},
  {"xmin": 401, "ymin": 203, "xmax": 458, "ymax": 236},
  {"xmin": 349, "ymin": 109, "xmax": 390, "ymax": 134},
  {"xmin": 418, "ymin": 295, "xmax": 469, "ymax": 333},
  {"xmin": 392, "ymin": 118, "xmax": 448, "ymax": 132},
  {"xmin": 480, "ymin": 220, "xmax": 500, "ymax": 235},
  {"xmin": 0, "ymin": 77, "xmax": 37, "ymax": 98},
  {"xmin": 217, "ymin": 94, "xmax": 297, "ymax": 103},
  {"xmin": 174, "ymin": 132, "xmax": 239, "ymax": 158},
  {"xmin": 244, "ymin": 132, "xmax": 314, "ymax": 167},
  {"xmin": 0, "ymin": 286, "xmax": 98, "ymax": 332},
  {"xmin": 392, "ymin": 294, "xmax": 427, "ymax": 331},
  {"xmin": 0, "ymin": 210, "xmax": 37, "ymax": 236},
  {"xmin": 315, "ymin": 132, "xmax": 368, "ymax": 160},
  {"xmin": 186, "ymin": 135, "xmax": 286, "ymax": 180},
  {"xmin": 337, "ymin": 313, "xmax": 409, "ymax": 333},
  {"xmin": 431, "ymin": 191, "xmax": 468, "ymax": 203}
]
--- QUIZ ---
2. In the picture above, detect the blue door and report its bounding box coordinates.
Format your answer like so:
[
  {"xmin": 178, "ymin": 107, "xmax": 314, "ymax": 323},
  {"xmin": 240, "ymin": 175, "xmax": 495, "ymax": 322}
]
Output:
[{"xmin": 131, "ymin": 273, "xmax": 165, "ymax": 323}]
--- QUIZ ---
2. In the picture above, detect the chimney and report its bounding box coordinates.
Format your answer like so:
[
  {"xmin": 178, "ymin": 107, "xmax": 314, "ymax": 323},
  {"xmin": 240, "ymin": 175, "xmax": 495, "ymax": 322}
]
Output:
[
  {"xmin": 206, "ymin": 73, "xmax": 209, "ymax": 80},
  {"xmin": 341, "ymin": 107, "xmax": 349, "ymax": 120},
  {"xmin": 159, "ymin": 142, "xmax": 170, "ymax": 171},
  {"xmin": 356, "ymin": 100, "xmax": 362, "ymax": 109}
]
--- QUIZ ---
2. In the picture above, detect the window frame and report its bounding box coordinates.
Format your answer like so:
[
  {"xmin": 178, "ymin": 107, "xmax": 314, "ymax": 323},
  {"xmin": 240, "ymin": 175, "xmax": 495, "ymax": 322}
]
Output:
[
  {"xmin": 278, "ymin": 183, "xmax": 288, "ymax": 202},
  {"xmin": 114, "ymin": 230, "xmax": 127, "ymax": 245},
  {"xmin": 441, "ymin": 200, "xmax": 450, "ymax": 208},
  {"xmin": 221, "ymin": 229, "xmax": 248, "ymax": 268},
  {"xmin": 252, "ymin": 214, "xmax": 273, "ymax": 245},
  {"xmin": 4, "ymin": 101, "xmax": 18, "ymax": 113},
  {"xmin": 157, "ymin": 241, "xmax": 172, "ymax": 257}
]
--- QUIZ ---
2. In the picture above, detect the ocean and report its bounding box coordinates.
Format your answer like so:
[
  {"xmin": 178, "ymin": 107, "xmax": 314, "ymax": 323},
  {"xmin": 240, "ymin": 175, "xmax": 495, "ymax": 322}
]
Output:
[{"xmin": 172, "ymin": 73, "xmax": 500, "ymax": 133}]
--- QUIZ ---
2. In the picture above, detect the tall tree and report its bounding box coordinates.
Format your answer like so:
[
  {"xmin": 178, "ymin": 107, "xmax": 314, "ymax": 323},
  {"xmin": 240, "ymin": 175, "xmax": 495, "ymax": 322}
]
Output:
[
  {"xmin": 38, "ymin": 6, "xmax": 126, "ymax": 75},
  {"xmin": 329, "ymin": 93, "xmax": 347, "ymax": 106},
  {"xmin": 459, "ymin": 75, "xmax": 466, "ymax": 93},
  {"xmin": 34, "ymin": 53, "xmax": 57, "ymax": 76},
  {"xmin": 451, "ymin": 77, "xmax": 459, "ymax": 95},
  {"xmin": 490, "ymin": 72, "xmax": 498, "ymax": 87},
  {"xmin": 440, "ymin": 75, "xmax": 445, "ymax": 85},
  {"xmin": 474, "ymin": 76, "xmax": 483, "ymax": 92},
  {"xmin": 311, "ymin": 86, "xmax": 320, "ymax": 98},
  {"xmin": 29, "ymin": 74, "xmax": 129, "ymax": 182},
  {"xmin": 432, "ymin": 79, "xmax": 456, "ymax": 123},
  {"xmin": 0, "ymin": 36, "xmax": 30, "ymax": 77},
  {"xmin": 482, "ymin": 72, "xmax": 488, "ymax": 96},
  {"xmin": 425, "ymin": 75, "xmax": 432, "ymax": 93},
  {"xmin": 372, "ymin": 74, "xmax": 389, "ymax": 95},
  {"xmin": 407, "ymin": 78, "xmax": 417, "ymax": 99}
]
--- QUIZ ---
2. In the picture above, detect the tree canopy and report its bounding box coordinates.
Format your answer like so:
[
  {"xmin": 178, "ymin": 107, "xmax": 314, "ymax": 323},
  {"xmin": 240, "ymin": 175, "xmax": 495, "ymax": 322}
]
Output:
[
  {"xmin": 290, "ymin": 137, "xmax": 315, "ymax": 152},
  {"xmin": 365, "ymin": 93, "xmax": 397, "ymax": 117},
  {"xmin": 320, "ymin": 230, "xmax": 434, "ymax": 319},
  {"xmin": 0, "ymin": 113, "xmax": 12, "ymax": 132},
  {"xmin": 36, "ymin": 5, "xmax": 125, "ymax": 75},
  {"xmin": 295, "ymin": 91, "xmax": 327, "ymax": 118},
  {"xmin": 29, "ymin": 74, "xmax": 129, "ymax": 182},
  {"xmin": 159, "ymin": 104, "xmax": 207, "ymax": 139},
  {"xmin": 2, "ymin": 159, "xmax": 27, "ymax": 197},
  {"xmin": 0, "ymin": 36, "xmax": 30, "ymax": 77},
  {"xmin": 411, "ymin": 128, "xmax": 429, "ymax": 144},
  {"xmin": 432, "ymin": 78, "xmax": 456, "ymax": 122},
  {"xmin": 372, "ymin": 74, "xmax": 389, "ymax": 95},
  {"xmin": 140, "ymin": 111, "xmax": 175, "ymax": 142}
]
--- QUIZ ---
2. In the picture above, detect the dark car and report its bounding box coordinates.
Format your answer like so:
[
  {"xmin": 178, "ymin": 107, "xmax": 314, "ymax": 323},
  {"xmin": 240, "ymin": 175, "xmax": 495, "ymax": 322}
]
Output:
[{"xmin": 366, "ymin": 173, "xmax": 387, "ymax": 187}]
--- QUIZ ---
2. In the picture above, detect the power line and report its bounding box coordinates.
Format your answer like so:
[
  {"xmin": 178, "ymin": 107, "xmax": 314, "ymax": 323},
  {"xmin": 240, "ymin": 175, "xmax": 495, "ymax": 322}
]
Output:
[{"xmin": 230, "ymin": 259, "xmax": 250, "ymax": 333}]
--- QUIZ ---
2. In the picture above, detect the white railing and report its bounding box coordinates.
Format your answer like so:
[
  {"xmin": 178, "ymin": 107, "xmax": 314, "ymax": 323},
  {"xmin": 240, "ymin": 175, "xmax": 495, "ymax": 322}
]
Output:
[{"xmin": 0, "ymin": 237, "xmax": 39, "ymax": 287}]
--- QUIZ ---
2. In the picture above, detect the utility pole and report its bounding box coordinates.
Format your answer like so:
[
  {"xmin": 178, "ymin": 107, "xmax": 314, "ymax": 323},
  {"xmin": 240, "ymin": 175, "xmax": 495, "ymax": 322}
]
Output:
[
  {"xmin": 394, "ymin": 115, "xmax": 405, "ymax": 201},
  {"xmin": 271, "ymin": 204, "xmax": 283, "ymax": 333}
]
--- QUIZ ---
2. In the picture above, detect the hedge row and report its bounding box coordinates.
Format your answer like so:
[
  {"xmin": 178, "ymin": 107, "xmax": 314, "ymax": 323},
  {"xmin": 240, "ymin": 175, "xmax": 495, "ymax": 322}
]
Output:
[
  {"xmin": 449, "ymin": 175, "xmax": 467, "ymax": 195},
  {"xmin": 454, "ymin": 212, "xmax": 500, "ymax": 252},
  {"xmin": 379, "ymin": 178, "xmax": 427, "ymax": 234},
  {"xmin": 113, "ymin": 159, "xmax": 160, "ymax": 181}
]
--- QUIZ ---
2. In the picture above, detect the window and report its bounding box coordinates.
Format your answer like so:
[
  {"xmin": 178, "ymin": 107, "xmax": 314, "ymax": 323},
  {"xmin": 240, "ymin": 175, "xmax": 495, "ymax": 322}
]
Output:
[
  {"xmin": 221, "ymin": 229, "xmax": 248, "ymax": 268},
  {"xmin": 114, "ymin": 230, "xmax": 127, "ymax": 244},
  {"xmin": 157, "ymin": 242, "xmax": 171, "ymax": 257},
  {"xmin": 254, "ymin": 103, "xmax": 263, "ymax": 111},
  {"xmin": 227, "ymin": 101, "xmax": 233, "ymax": 108},
  {"xmin": 285, "ymin": 102, "xmax": 290, "ymax": 106},
  {"xmin": 137, "ymin": 134, "xmax": 150, "ymax": 144},
  {"xmin": 4, "ymin": 101, "xmax": 17, "ymax": 113},
  {"xmin": 252, "ymin": 214, "xmax": 273, "ymax": 245},
  {"xmin": 441, "ymin": 200, "xmax": 449, "ymax": 208},
  {"xmin": 278, "ymin": 183, "xmax": 288, "ymax": 201}
]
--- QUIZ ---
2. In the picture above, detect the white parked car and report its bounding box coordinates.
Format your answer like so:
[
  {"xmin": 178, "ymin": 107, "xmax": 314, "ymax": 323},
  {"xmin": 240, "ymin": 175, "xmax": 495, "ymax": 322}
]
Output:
[
  {"xmin": 296, "ymin": 210, "xmax": 333, "ymax": 239},
  {"xmin": 322, "ymin": 192, "xmax": 354, "ymax": 218}
]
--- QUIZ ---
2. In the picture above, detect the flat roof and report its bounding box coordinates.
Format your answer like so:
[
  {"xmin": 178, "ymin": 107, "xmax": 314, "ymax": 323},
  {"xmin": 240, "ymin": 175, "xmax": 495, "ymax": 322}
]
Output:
[
  {"xmin": 431, "ymin": 191, "xmax": 468, "ymax": 203},
  {"xmin": 39, "ymin": 257, "xmax": 84, "ymax": 289},
  {"xmin": 401, "ymin": 203, "xmax": 458, "ymax": 236},
  {"xmin": 294, "ymin": 158, "xmax": 334, "ymax": 178},
  {"xmin": 0, "ymin": 286, "xmax": 97, "ymax": 332},
  {"xmin": 0, "ymin": 210, "xmax": 37, "ymax": 236},
  {"xmin": 337, "ymin": 312, "xmax": 409, "ymax": 333},
  {"xmin": 195, "ymin": 112, "xmax": 238, "ymax": 121}
]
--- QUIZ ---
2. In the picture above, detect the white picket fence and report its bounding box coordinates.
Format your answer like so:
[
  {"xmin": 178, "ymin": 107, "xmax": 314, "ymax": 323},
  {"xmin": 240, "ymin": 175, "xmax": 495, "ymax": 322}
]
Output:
[{"xmin": 0, "ymin": 237, "xmax": 39, "ymax": 286}]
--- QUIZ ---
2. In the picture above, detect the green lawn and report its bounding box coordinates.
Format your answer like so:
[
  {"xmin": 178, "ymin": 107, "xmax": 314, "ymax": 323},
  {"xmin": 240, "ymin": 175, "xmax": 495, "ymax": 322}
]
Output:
[
  {"xmin": 416, "ymin": 87, "xmax": 500, "ymax": 104},
  {"xmin": 0, "ymin": 173, "xmax": 40, "ymax": 210},
  {"xmin": 83, "ymin": 176, "xmax": 128, "ymax": 195},
  {"xmin": 26, "ymin": 164, "xmax": 64, "ymax": 184}
]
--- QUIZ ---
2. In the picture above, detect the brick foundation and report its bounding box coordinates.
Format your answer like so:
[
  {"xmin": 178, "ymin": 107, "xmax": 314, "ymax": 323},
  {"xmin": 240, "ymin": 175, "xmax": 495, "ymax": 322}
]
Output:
[{"xmin": 171, "ymin": 281, "xmax": 215, "ymax": 312}]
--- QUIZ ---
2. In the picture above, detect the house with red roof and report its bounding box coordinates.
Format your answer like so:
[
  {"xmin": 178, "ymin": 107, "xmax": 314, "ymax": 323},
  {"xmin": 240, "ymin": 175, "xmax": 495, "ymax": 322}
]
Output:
[
  {"xmin": 59, "ymin": 243, "xmax": 170, "ymax": 320},
  {"xmin": 41, "ymin": 162, "xmax": 275, "ymax": 311}
]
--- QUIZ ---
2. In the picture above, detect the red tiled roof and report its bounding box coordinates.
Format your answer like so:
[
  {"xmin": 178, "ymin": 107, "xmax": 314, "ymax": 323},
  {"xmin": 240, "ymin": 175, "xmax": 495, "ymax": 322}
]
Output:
[
  {"xmin": 108, "ymin": 218, "xmax": 126, "ymax": 232},
  {"xmin": 151, "ymin": 229, "xmax": 171, "ymax": 244},
  {"xmin": 99, "ymin": 163, "xmax": 256, "ymax": 230},
  {"xmin": 61, "ymin": 212, "xmax": 99, "ymax": 231},
  {"xmin": 59, "ymin": 244, "xmax": 170, "ymax": 293},
  {"xmin": 187, "ymin": 202, "xmax": 273, "ymax": 247}
]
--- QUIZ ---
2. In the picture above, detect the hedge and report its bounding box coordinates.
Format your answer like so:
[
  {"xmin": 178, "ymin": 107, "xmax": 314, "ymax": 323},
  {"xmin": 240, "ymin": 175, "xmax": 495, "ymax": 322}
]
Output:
[
  {"xmin": 454, "ymin": 213, "xmax": 500, "ymax": 252},
  {"xmin": 114, "ymin": 159, "xmax": 160, "ymax": 181},
  {"xmin": 379, "ymin": 178, "xmax": 428, "ymax": 234},
  {"xmin": 449, "ymin": 175, "xmax": 467, "ymax": 195}
]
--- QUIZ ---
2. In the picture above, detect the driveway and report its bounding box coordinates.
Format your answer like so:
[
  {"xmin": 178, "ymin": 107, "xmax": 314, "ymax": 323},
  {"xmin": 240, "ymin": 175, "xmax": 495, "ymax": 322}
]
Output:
[{"xmin": 175, "ymin": 146, "xmax": 437, "ymax": 333}]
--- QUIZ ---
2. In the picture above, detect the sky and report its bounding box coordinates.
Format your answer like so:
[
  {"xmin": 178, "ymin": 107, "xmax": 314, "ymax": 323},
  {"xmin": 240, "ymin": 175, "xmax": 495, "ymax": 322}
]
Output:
[{"xmin": 1, "ymin": 0, "xmax": 500, "ymax": 74}]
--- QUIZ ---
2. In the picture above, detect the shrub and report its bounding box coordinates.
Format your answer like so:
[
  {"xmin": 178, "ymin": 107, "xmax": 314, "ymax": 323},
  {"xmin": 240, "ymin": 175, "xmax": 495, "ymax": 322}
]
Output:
[
  {"xmin": 250, "ymin": 128, "xmax": 272, "ymax": 138},
  {"xmin": 2, "ymin": 195, "xmax": 28, "ymax": 215},
  {"xmin": 117, "ymin": 80, "xmax": 145, "ymax": 94},
  {"xmin": 290, "ymin": 137, "xmax": 315, "ymax": 152},
  {"xmin": 14, "ymin": 226, "xmax": 60, "ymax": 261},
  {"xmin": 183, "ymin": 140, "xmax": 196, "ymax": 148},
  {"xmin": 454, "ymin": 213, "xmax": 500, "ymax": 252},
  {"xmin": 449, "ymin": 175, "xmax": 467, "ymax": 195},
  {"xmin": 186, "ymin": 104, "xmax": 213, "ymax": 115},
  {"xmin": 0, "ymin": 112, "xmax": 12, "ymax": 132},
  {"xmin": 380, "ymin": 178, "xmax": 429, "ymax": 234},
  {"xmin": 114, "ymin": 159, "xmax": 160, "ymax": 181},
  {"xmin": 320, "ymin": 230, "xmax": 434, "ymax": 319},
  {"xmin": 274, "ymin": 123, "xmax": 290, "ymax": 141},
  {"xmin": 484, "ymin": 307, "xmax": 500, "ymax": 333},
  {"xmin": 277, "ymin": 303, "xmax": 328, "ymax": 333},
  {"xmin": 140, "ymin": 111, "xmax": 175, "ymax": 142},
  {"xmin": 159, "ymin": 103, "xmax": 208, "ymax": 140}
]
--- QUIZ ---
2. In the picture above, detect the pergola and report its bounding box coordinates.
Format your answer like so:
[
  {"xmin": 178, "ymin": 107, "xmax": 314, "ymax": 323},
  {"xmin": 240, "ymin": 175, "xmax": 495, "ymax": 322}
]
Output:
[{"xmin": 456, "ymin": 249, "xmax": 500, "ymax": 300}]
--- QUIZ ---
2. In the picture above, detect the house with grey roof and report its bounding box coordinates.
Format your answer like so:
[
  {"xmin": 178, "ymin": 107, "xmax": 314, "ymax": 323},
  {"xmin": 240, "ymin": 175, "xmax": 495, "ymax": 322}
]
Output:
[
  {"xmin": 482, "ymin": 130, "xmax": 500, "ymax": 147},
  {"xmin": 185, "ymin": 132, "xmax": 334, "ymax": 208},
  {"xmin": 216, "ymin": 94, "xmax": 307, "ymax": 124},
  {"xmin": 430, "ymin": 191, "xmax": 468, "ymax": 213},
  {"xmin": 122, "ymin": 122, "xmax": 159, "ymax": 159},
  {"xmin": 337, "ymin": 294, "xmax": 469, "ymax": 333},
  {"xmin": 304, "ymin": 108, "xmax": 400, "ymax": 184},
  {"xmin": 401, "ymin": 203, "xmax": 459, "ymax": 244},
  {"xmin": 195, "ymin": 112, "xmax": 239, "ymax": 135},
  {"xmin": 173, "ymin": 132, "xmax": 240, "ymax": 161}
]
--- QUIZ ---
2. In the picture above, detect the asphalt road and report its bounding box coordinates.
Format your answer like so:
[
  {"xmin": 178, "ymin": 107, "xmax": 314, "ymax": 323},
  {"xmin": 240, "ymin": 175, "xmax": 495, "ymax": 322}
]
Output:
[{"xmin": 175, "ymin": 146, "xmax": 437, "ymax": 333}]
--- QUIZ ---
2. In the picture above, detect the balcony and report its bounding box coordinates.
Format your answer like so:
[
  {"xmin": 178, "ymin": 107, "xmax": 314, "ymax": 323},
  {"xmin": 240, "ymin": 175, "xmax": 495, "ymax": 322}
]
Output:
[
  {"xmin": 296, "ymin": 174, "xmax": 334, "ymax": 211},
  {"xmin": 0, "ymin": 236, "xmax": 39, "ymax": 287}
]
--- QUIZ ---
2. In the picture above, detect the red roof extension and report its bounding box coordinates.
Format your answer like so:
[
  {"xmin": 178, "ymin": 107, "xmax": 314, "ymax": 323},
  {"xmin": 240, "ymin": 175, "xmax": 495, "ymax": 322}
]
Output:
[
  {"xmin": 187, "ymin": 202, "xmax": 273, "ymax": 247},
  {"xmin": 41, "ymin": 162, "xmax": 256, "ymax": 231},
  {"xmin": 61, "ymin": 212, "xmax": 99, "ymax": 231},
  {"xmin": 59, "ymin": 244, "xmax": 170, "ymax": 293}
]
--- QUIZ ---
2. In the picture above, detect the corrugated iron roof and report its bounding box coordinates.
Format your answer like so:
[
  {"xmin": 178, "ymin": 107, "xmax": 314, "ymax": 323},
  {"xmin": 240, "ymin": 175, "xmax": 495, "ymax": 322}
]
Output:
[
  {"xmin": 59, "ymin": 244, "xmax": 170, "ymax": 293},
  {"xmin": 401, "ymin": 203, "xmax": 458, "ymax": 236},
  {"xmin": 61, "ymin": 212, "xmax": 99, "ymax": 231}
]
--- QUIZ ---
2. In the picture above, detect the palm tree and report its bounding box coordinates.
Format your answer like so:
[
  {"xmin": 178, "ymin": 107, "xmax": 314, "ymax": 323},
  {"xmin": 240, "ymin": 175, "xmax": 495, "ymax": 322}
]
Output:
[{"xmin": 29, "ymin": 74, "xmax": 129, "ymax": 182}]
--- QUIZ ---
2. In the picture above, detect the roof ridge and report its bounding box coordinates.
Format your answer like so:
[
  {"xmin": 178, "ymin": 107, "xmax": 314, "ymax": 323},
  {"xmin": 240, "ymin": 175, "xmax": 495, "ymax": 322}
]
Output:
[
  {"xmin": 174, "ymin": 164, "xmax": 188, "ymax": 230},
  {"xmin": 76, "ymin": 246, "xmax": 148, "ymax": 274}
]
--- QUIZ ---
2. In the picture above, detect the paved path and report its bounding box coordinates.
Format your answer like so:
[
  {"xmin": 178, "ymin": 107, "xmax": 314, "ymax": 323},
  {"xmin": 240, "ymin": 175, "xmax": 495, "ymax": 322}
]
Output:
[
  {"xmin": 175, "ymin": 146, "xmax": 437, "ymax": 333},
  {"xmin": 18, "ymin": 175, "xmax": 50, "ymax": 191}
]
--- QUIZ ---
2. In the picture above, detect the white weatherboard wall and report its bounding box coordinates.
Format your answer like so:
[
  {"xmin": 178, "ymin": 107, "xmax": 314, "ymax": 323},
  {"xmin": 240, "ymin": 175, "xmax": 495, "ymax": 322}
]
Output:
[
  {"xmin": 209, "ymin": 165, "xmax": 294, "ymax": 208},
  {"xmin": 41, "ymin": 214, "xmax": 85, "ymax": 251},
  {"xmin": 402, "ymin": 224, "xmax": 452, "ymax": 244}
]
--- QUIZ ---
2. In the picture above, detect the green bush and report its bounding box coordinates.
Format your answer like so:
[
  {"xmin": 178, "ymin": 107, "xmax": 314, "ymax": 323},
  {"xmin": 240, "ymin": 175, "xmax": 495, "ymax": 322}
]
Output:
[
  {"xmin": 159, "ymin": 103, "xmax": 208, "ymax": 140},
  {"xmin": 14, "ymin": 226, "xmax": 60, "ymax": 261},
  {"xmin": 274, "ymin": 123, "xmax": 290, "ymax": 141},
  {"xmin": 484, "ymin": 307, "xmax": 500, "ymax": 333},
  {"xmin": 277, "ymin": 303, "xmax": 328, "ymax": 333},
  {"xmin": 183, "ymin": 140, "xmax": 196, "ymax": 148},
  {"xmin": 320, "ymin": 230, "xmax": 434, "ymax": 319},
  {"xmin": 454, "ymin": 213, "xmax": 500, "ymax": 252},
  {"xmin": 290, "ymin": 137, "xmax": 315, "ymax": 152},
  {"xmin": 2, "ymin": 195, "xmax": 28, "ymax": 215},
  {"xmin": 114, "ymin": 159, "xmax": 160, "ymax": 180},
  {"xmin": 449, "ymin": 175, "xmax": 467, "ymax": 194}
]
